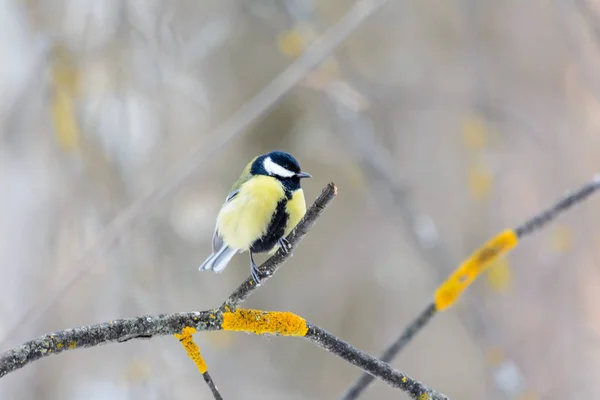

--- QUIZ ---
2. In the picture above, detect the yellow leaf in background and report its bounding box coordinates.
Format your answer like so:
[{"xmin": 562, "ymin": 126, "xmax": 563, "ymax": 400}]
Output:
[
  {"xmin": 276, "ymin": 23, "xmax": 317, "ymax": 59},
  {"xmin": 485, "ymin": 346, "xmax": 506, "ymax": 366},
  {"xmin": 462, "ymin": 115, "xmax": 488, "ymax": 151},
  {"xmin": 50, "ymin": 45, "xmax": 81, "ymax": 152},
  {"xmin": 550, "ymin": 225, "xmax": 572, "ymax": 253},
  {"xmin": 486, "ymin": 256, "xmax": 512, "ymax": 292},
  {"xmin": 51, "ymin": 45, "xmax": 79, "ymax": 94},
  {"xmin": 467, "ymin": 165, "xmax": 493, "ymax": 202},
  {"xmin": 277, "ymin": 29, "xmax": 306, "ymax": 58},
  {"xmin": 51, "ymin": 91, "xmax": 80, "ymax": 151}
]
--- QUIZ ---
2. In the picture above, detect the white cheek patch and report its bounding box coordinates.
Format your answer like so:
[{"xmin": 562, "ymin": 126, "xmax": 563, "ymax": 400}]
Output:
[{"xmin": 263, "ymin": 157, "xmax": 295, "ymax": 178}]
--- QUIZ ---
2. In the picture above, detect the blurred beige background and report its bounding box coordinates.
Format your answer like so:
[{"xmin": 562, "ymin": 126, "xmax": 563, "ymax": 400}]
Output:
[{"xmin": 1, "ymin": 0, "xmax": 600, "ymax": 399}]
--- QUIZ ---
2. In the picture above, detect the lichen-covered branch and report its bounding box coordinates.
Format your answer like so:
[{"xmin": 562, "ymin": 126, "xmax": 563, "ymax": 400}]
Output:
[
  {"xmin": 0, "ymin": 182, "xmax": 448, "ymax": 397},
  {"xmin": 0, "ymin": 308, "xmax": 448, "ymax": 399},
  {"xmin": 175, "ymin": 327, "xmax": 223, "ymax": 400},
  {"xmin": 339, "ymin": 176, "xmax": 600, "ymax": 399},
  {"xmin": 0, "ymin": 311, "xmax": 221, "ymax": 379}
]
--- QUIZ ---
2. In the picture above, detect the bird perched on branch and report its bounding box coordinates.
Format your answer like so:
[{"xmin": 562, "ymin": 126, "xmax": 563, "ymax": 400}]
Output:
[{"xmin": 199, "ymin": 150, "xmax": 311, "ymax": 283}]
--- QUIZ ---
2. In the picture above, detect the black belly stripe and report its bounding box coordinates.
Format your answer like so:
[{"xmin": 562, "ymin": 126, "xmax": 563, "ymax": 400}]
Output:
[{"xmin": 250, "ymin": 198, "xmax": 289, "ymax": 253}]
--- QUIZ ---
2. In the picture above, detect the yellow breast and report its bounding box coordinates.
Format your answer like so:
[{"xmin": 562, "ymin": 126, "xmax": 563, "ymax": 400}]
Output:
[
  {"xmin": 216, "ymin": 176, "xmax": 285, "ymax": 251},
  {"xmin": 284, "ymin": 189, "xmax": 307, "ymax": 237}
]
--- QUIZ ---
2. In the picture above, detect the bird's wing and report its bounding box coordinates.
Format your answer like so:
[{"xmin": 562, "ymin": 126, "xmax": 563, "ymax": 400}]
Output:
[
  {"xmin": 225, "ymin": 188, "xmax": 239, "ymax": 203},
  {"xmin": 211, "ymin": 226, "xmax": 224, "ymax": 254},
  {"xmin": 226, "ymin": 156, "xmax": 257, "ymax": 196}
]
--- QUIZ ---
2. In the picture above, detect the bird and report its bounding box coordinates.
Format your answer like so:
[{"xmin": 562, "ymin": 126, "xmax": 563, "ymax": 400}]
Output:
[{"xmin": 199, "ymin": 150, "xmax": 312, "ymax": 284}]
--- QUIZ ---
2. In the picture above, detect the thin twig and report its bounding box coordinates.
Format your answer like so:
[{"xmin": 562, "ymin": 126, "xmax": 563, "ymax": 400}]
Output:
[
  {"xmin": 340, "ymin": 303, "xmax": 437, "ymax": 399},
  {"xmin": 175, "ymin": 326, "xmax": 223, "ymax": 399},
  {"xmin": 340, "ymin": 176, "xmax": 600, "ymax": 399},
  {"xmin": 202, "ymin": 372, "xmax": 223, "ymax": 400},
  {"xmin": 306, "ymin": 323, "xmax": 446, "ymax": 400},
  {"xmin": 514, "ymin": 176, "xmax": 600, "ymax": 238},
  {"xmin": 223, "ymin": 182, "xmax": 337, "ymax": 310},
  {"xmin": 0, "ymin": 0, "xmax": 388, "ymax": 350}
]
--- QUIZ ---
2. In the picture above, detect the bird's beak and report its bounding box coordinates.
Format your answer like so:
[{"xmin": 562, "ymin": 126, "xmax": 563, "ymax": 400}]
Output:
[{"xmin": 296, "ymin": 171, "xmax": 312, "ymax": 179}]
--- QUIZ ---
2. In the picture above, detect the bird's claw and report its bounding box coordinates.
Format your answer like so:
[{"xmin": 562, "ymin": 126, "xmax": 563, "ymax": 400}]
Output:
[
  {"xmin": 250, "ymin": 260, "xmax": 262, "ymax": 285},
  {"xmin": 278, "ymin": 237, "xmax": 292, "ymax": 254}
]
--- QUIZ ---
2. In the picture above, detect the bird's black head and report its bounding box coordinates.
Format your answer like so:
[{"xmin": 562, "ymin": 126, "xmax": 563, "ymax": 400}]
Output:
[{"xmin": 251, "ymin": 150, "xmax": 312, "ymax": 191}]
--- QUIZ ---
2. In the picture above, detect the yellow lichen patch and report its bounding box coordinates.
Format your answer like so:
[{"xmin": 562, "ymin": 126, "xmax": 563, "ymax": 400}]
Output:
[
  {"xmin": 434, "ymin": 230, "xmax": 519, "ymax": 311},
  {"xmin": 174, "ymin": 327, "xmax": 208, "ymax": 374},
  {"xmin": 56, "ymin": 343, "xmax": 63, "ymax": 350},
  {"xmin": 222, "ymin": 309, "xmax": 309, "ymax": 336},
  {"xmin": 67, "ymin": 341, "xmax": 77, "ymax": 350},
  {"xmin": 401, "ymin": 376, "xmax": 407, "ymax": 383},
  {"xmin": 418, "ymin": 393, "xmax": 431, "ymax": 400}
]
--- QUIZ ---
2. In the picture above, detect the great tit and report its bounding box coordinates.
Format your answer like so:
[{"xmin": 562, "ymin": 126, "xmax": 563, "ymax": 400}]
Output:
[{"xmin": 199, "ymin": 150, "xmax": 312, "ymax": 283}]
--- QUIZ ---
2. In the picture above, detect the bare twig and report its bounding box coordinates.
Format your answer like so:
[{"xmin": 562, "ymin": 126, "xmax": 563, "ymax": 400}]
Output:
[
  {"xmin": 223, "ymin": 182, "xmax": 337, "ymax": 310},
  {"xmin": 514, "ymin": 175, "xmax": 600, "ymax": 238},
  {"xmin": 340, "ymin": 303, "xmax": 437, "ymax": 399},
  {"xmin": 0, "ymin": 0, "xmax": 389, "ymax": 350},
  {"xmin": 201, "ymin": 372, "xmax": 223, "ymax": 400},
  {"xmin": 340, "ymin": 176, "xmax": 600, "ymax": 399},
  {"xmin": 306, "ymin": 323, "xmax": 445, "ymax": 400}
]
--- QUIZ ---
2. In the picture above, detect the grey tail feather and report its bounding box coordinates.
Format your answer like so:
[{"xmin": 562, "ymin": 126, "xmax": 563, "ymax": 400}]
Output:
[{"xmin": 199, "ymin": 244, "xmax": 237, "ymax": 273}]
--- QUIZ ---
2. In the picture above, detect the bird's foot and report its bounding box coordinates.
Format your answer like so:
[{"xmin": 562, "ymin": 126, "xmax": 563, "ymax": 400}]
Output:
[
  {"xmin": 250, "ymin": 260, "xmax": 262, "ymax": 285},
  {"xmin": 278, "ymin": 237, "xmax": 293, "ymax": 254}
]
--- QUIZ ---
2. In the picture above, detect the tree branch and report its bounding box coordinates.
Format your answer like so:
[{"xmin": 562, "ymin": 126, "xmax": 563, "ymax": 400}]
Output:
[
  {"xmin": 175, "ymin": 327, "xmax": 223, "ymax": 400},
  {"xmin": 306, "ymin": 322, "xmax": 445, "ymax": 400},
  {"xmin": 0, "ymin": 183, "xmax": 448, "ymax": 398},
  {"xmin": 201, "ymin": 372, "xmax": 223, "ymax": 400},
  {"xmin": 0, "ymin": 307, "xmax": 448, "ymax": 400},
  {"xmin": 340, "ymin": 176, "xmax": 600, "ymax": 399},
  {"xmin": 0, "ymin": 311, "xmax": 221, "ymax": 379}
]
